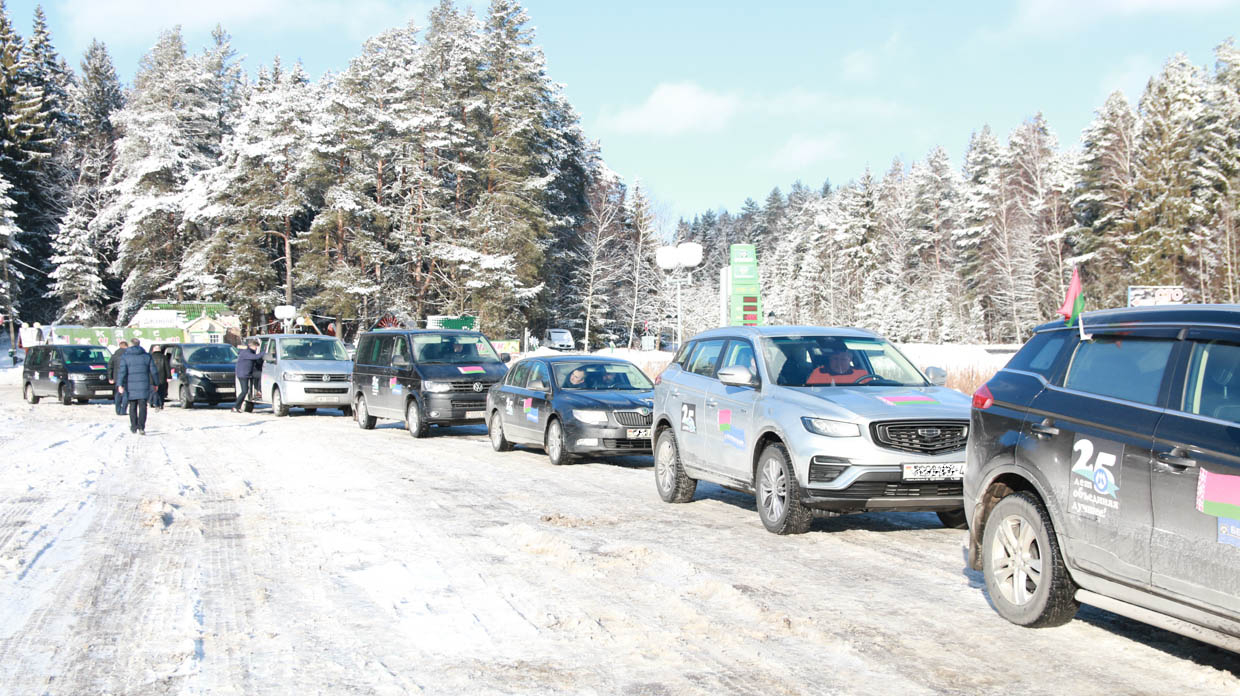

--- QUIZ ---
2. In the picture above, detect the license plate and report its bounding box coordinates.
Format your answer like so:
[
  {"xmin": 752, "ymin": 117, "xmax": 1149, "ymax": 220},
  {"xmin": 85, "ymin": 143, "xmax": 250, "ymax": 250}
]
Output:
[
  {"xmin": 465, "ymin": 410, "xmax": 485, "ymax": 419},
  {"xmin": 627, "ymin": 428, "xmax": 652, "ymax": 439},
  {"xmin": 902, "ymin": 462, "xmax": 965, "ymax": 481},
  {"xmin": 315, "ymin": 396, "xmax": 335, "ymax": 403}
]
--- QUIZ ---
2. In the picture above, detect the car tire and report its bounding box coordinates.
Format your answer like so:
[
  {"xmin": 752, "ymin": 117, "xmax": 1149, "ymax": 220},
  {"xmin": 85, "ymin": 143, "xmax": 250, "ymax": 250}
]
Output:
[
  {"xmin": 341, "ymin": 405, "xmax": 353, "ymax": 417},
  {"xmin": 24, "ymin": 382, "xmax": 39, "ymax": 404},
  {"xmin": 180, "ymin": 385, "xmax": 193, "ymax": 409},
  {"xmin": 937, "ymin": 508, "xmax": 969, "ymax": 529},
  {"xmin": 406, "ymin": 398, "xmax": 428, "ymax": 438},
  {"xmin": 489, "ymin": 410, "xmax": 513, "ymax": 452},
  {"xmin": 982, "ymin": 491, "xmax": 1079, "ymax": 628},
  {"xmin": 654, "ymin": 428, "xmax": 696, "ymax": 503},
  {"xmin": 545, "ymin": 418, "xmax": 572, "ymax": 465},
  {"xmin": 355, "ymin": 394, "xmax": 376, "ymax": 430},
  {"xmin": 271, "ymin": 386, "xmax": 289, "ymax": 417},
  {"xmin": 755, "ymin": 442, "xmax": 812, "ymax": 535},
  {"xmin": 59, "ymin": 384, "xmax": 72, "ymax": 405}
]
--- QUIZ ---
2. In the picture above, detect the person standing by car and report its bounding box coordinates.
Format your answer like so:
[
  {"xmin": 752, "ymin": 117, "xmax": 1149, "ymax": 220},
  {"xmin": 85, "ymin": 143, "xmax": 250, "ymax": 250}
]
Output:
[
  {"xmin": 107, "ymin": 340, "xmax": 129, "ymax": 416},
  {"xmin": 116, "ymin": 338, "xmax": 158, "ymax": 435},
  {"xmin": 232, "ymin": 338, "xmax": 263, "ymax": 412},
  {"xmin": 149, "ymin": 344, "xmax": 170, "ymax": 409}
]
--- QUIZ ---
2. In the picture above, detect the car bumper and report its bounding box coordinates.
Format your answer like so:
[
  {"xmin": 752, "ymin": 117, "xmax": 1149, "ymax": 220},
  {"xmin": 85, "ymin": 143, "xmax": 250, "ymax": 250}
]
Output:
[
  {"xmin": 424, "ymin": 392, "xmax": 488, "ymax": 424},
  {"xmin": 280, "ymin": 381, "xmax": 351, "ymax": 407},
  {"xmin": 193, "ymin": 378, "xmax": 235, "ymax": 401},
  {"xmin": 791, "ymin": 435, "xmax": 966, "ymax": 512},
  {"xmin": 71, "ymin": 381, "xmax": 114, "ymax": 398},
  {"xmin": 561, "ymin": 418, "xmax": 652, "ymax": 455}
]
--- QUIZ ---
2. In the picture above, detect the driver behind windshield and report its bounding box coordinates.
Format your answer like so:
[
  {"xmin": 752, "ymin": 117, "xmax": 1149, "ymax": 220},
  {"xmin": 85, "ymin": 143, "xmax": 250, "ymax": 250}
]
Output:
[{"xmin": 805, "ymin": 346, "xmax": 868, "ymax": 385}]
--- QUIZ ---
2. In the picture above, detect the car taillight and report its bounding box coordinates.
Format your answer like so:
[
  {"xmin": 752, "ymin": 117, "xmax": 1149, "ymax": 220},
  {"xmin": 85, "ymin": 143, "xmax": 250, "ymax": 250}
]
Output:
[{"xmin": 972, "ymin": 383, "xmax": 994, "ymax": 410}]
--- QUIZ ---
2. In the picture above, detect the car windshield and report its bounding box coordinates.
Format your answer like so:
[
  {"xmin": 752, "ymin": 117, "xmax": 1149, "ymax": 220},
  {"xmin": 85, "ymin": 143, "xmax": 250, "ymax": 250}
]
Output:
[
  {"xmin": 552, "ymin": 361, "xmax": 653, "ymax": 390},
  {"xmin": 412, "ymin": 333, "xmax": 501, "ymax": 364},
  {"xmin": 278, "ymin": 338, "xmax": 348, "ymax": 361},
  {"xmin": 762, "ymin": 336, "xmax": 926, "ymax": 387},
  {"xmin": 184, "ymin": 344, "xmax": 238, "ymax": 364},
  {"xmin": 62, "ymin": 347, "xmax": 109, "ymax": 364}
]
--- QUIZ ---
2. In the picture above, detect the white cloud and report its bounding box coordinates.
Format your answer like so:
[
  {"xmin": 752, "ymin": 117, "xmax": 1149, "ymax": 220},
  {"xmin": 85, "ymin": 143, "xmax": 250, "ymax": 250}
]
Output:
[
  {"xmin": 598, "ymin": 82, "xmax": 742, "ymax": 136},
  {"xmin": 50, "ymin": 0, "xmax": 427, "ymax": 49},
  {"xmin": 841, "ymin": 50, "xmax": 875, "ymax": 82},
  {"xmin": 767, "ymin": 134, "xmax": 842, "ymax": 171},
  {"xmin": 1013, "ymin": 0, "xmax": 1233, "ymax": 31}
]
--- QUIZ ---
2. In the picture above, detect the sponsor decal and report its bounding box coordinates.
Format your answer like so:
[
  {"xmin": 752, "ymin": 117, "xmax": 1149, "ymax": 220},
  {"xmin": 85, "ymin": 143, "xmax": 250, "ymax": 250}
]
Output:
[
  {"xmin": 505, "ymin": 396, "xmax": 514, "ymax": 416},
  {"xmin": 718, "ymin": 408, "xmax": 732, "ymax": 431},
  {"xmin": 49, "ymin": 375, "xmax": 58, "ymax": 383},
  {"xmin": 1068, "ymin": 436, "xmax": 1122, "ymax": 521},
  {"xmin": 878, "ymin": 394, "xmax": 940, "ymax": 406},
  {"xmin": 680, "ymin": 402, "xmax": 697, "ymax": 433},
  {"xmin": 90, "ymin": 364, "xmax": 105, "ymax": 370},
  {"xmin": 1196, "ymin": 469, "xmax": 1240, "ymax": 547},
  {"xmin": 458, "ymin": 365, "xmax": 485, "ymax": 375},
  {"xmin": 526, "ymin": 407, "xmax": 539, "ymax": 423},
  {"xmin": 371, "ymin": 376, "xmax": 379, "ymax": 395},
  {"xmin": 392, "ymin": 384, "xmax": 403, "ymax": 395},
  {"xmin": 523, "ymin": 397, "xmax": 533, "ymax": 412},
  {"xmin": 723, "ymin": 426, "xmax": 746, "ymax": 450},
  {"xmin": 1218, "ymin": 518, "xmax": 1240, "ymax": 548},
  {"xmin": 389, "ymin": 376, "xmax": 398, "ymax": 387}
]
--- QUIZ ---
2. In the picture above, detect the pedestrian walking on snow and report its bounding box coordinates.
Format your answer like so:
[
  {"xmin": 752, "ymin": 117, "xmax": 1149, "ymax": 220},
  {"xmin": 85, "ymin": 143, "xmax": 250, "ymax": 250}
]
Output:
[
  {"xmin": 233, "ymin": 338, "xmax": 263, "ymax": 412},
  {"xmin": 108, "ymin": 340, "xmax": 129, "ymax": 416},
  {"xmin": 149, "ymin": 344, "xmax": 170, "ymax": 409},
  {"xmin": 116, "ymin": 338, "xmax": 158, "ymax": 435}
]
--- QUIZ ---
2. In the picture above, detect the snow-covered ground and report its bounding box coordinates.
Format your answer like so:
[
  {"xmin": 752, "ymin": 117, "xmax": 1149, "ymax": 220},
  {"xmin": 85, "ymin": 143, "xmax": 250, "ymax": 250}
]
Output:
[{"xmin": 0, "ymin": 363, "xmax": 1237, "ymax": 693}]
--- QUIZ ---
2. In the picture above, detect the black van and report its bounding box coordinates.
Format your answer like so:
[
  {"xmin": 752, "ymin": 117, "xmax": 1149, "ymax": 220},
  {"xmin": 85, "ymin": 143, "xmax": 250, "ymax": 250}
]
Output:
[
  {"xmin": 351, "ymin": 329, "xmax": 509, "ymax": 437},
  {"xmin": 966, "ymin": 304, "xmax": 1240, "ymax": 652},
  {"xmin": 165, "ymin": 343, "xmax": 239, "ymax": 408},
  {"xmin": 22, "ymin": 344, "xmax": 113, "ymax": 405}
]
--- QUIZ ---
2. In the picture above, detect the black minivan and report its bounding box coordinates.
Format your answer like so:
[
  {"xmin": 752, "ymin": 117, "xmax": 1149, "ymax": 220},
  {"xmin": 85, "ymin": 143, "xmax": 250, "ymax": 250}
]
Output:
[
  {"xmin": 22, "ymin": 344, "xmax": 113, "ymax": 405},
  {"xmin": 165, "ymin": 343, "xmax": 239, "ymax": 408},
  {"xmin": 965, "ymin": 304, "xmax": 1240, "ymax": 652},
  {"xmin": 351, "ymin": 329, "xmax": 509, "ymax": 437}
]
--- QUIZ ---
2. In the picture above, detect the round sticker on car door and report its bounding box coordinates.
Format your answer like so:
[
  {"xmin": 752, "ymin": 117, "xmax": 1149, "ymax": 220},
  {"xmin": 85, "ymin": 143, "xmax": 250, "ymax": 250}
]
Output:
[{"xmin": 1069, "ymin": 435, "xmax": 1123, "ymax": 522}]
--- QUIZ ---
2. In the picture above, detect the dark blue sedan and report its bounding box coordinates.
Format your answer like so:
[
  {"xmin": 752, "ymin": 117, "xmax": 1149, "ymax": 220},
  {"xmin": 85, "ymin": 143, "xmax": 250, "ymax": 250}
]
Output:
[{"xmin": 486, "ymin": 355, "xmax": 654, "ymax": 465}]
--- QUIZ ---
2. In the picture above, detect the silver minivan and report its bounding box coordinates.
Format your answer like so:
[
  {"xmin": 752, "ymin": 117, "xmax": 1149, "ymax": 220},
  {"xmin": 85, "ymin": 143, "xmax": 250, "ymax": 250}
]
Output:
[
  {"xmin": 253, "ymin": 334, "xmax": 353, "ymax": 416},
  {"xmin": 652, "ymin": 326, "xmax": 971, "ymax": 534}
]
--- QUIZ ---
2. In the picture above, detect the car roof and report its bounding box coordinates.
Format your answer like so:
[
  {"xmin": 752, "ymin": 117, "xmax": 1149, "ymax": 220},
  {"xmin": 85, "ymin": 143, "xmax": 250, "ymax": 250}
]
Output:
[
  {"xmin": 362, "ymin": 329, "xmax": 483, "ymax": 336},
  {"xmin": 685, "ymin": 325, "xmax": 882, "ymax": 341},
  {"xmin": 177, "ymin": 343, "xmax": 236, "ymax": 348},
  {"xmin": 52, "ymin": 344, "xmax": 108, "ymax": 350},
  {"xmin": 249, "ymin": 333, "xmax": 339, "ymax": 340},
  {"xmin": 1032, "ymin": 304, "xmax": 1240, "ymax": 333},
  {"xmin": 522, "ymin": 355, "xmax": 631, "ymax": 364}
]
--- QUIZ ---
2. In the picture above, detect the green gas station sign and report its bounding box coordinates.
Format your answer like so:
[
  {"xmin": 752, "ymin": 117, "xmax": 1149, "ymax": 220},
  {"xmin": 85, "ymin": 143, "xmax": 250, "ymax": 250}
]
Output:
[{"xmin": 728, "ymin": 244, "xmax": 762, "ymax": 326}]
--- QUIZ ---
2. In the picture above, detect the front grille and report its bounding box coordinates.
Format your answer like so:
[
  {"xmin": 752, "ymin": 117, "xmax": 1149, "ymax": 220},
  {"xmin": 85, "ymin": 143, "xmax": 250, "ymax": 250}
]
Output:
[
  {"xmin": 449, "ymin": 381, "xmax": 494, "ymax": 393},
  {"xmin": 450, "ymin": 399, "xmax": 485, "ymax": 410},
  {"xmin": 210, "ymin": 372, "xmax": 234, "ymax": 382},
  {"xmin": 871, "ymin": 420, "xmax": 968, "ymax": 455},
  {"xmin": 820, "ymin": 482, "xmax": 963, "ymax": 499},
  {"xmin": 601, "ymin": 438, "xmax": 652, "ymax": 450},
  {"xmin": 614, "ymin": 410, "xmax": 653, "ymax": 427},
  {"xmin": 304, "ymin": 387, "xmax": 348, "ymax": 394},
  {"xmin": 302, "ymin": 373, "xmax": 350, "ymax": 382}
]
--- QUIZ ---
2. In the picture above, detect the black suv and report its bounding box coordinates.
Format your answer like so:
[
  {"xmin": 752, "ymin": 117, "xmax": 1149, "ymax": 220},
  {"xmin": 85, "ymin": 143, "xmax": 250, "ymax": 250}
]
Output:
[
  {"xmin": 966, "ymin": 305, "xmax": 1240, "ymax": 652},
  {"xmin": 351, "ymin": 329, "xmax": 509, "ymax": 437},
  {"xmin": 22, "ymin": 344, "xmax": 113, "ymax": 404}
]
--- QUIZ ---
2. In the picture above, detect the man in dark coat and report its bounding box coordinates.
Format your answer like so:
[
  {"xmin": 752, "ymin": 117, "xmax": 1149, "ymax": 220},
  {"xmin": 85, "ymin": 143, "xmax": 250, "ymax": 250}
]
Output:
[
  {"xmin": 108, "ymin": 340, "xmax": 129, "ymax": 416},
  {"xmin": 233, "ymin": 338, "xmax": 263, "ymax": 412},
  {"xmin": 117, "ymin": 338, "xmax": 159, "ymax": 434},
  {"xmin": 149, "ymin": 344, "xmax": 170, "ymax": 409}
]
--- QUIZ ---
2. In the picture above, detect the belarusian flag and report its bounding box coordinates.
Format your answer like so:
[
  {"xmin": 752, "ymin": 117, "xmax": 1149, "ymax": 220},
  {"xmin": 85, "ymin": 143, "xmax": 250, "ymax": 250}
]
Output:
[{"xmin": 1058, "ymin": 267, "xmax": 1084, "ymax": 327}]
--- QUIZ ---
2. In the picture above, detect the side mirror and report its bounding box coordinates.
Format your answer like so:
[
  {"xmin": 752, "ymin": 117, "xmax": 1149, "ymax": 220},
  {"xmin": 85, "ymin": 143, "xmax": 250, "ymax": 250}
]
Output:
[
  {"xmin": 925, "ymin": 366, "xmax": 948, "ymax": 387},
  {"xmin": 392, "ymin": 354, "xmax": 409, "ymax": 368},
  {"xmin": 500, "ymin": 352, "xmax": 511, "ymax": 363},
  {"xmin": 718, "ymin": 365, "xmax": 758, "ymax": 388}
]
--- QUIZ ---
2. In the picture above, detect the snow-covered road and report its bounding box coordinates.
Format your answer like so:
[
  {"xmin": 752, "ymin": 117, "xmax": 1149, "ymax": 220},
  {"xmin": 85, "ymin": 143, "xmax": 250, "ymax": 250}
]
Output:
[{"xmin": 0, "ymin": 389, "xmax": 1236, "ymax": 695}]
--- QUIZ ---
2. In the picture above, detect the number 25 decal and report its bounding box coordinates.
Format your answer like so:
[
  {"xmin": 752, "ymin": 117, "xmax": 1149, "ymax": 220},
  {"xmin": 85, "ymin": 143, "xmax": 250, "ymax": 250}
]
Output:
[{"xmin": 1071, "ymin": 438, "xmax": 1120, "ymax": 497}]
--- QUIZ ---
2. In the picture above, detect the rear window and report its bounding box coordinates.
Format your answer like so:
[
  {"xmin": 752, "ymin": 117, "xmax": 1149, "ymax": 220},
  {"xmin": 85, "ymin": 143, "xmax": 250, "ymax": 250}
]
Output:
[
  {"xmin": 1005, "ymin": 331, "xmax": 1068, "ymax": 378},
  {"xmin": 1064, "ymin": 337, "xmax": 1175, "ymax": 406}
]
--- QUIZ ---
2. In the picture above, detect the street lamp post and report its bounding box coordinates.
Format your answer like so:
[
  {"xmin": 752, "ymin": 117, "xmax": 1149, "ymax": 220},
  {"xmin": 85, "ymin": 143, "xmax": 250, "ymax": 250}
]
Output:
[{"xmin": 655, "ymin": 242, "xmax": 703, "ymax": 348}]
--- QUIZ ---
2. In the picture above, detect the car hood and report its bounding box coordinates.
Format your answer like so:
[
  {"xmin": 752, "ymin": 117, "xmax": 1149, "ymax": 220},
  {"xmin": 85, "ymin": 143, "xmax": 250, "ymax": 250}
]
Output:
[
  {"xmin": 416, "ymin": 362, "xmax": 507, "ymax": 382},
  {"xmin": 558, "ymin": 390, "xmax": 654, "ymax": 410},
  {"xmin": 278, "ymin": 359, "xmax": 352, "ymax": 373},
  {"xmin": 774, "ymin": 385, "xmax": 971, "ymax": 421}
]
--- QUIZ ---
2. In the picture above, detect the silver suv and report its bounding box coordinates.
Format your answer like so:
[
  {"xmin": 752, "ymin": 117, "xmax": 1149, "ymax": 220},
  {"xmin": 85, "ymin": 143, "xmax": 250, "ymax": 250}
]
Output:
[
  {"xmin": 253, "ymin": 334, "xmax": 353, "ymax": 416},
  {"xmin": 653, "ymin": 326, "xmax": 972, "ymax": 534}
]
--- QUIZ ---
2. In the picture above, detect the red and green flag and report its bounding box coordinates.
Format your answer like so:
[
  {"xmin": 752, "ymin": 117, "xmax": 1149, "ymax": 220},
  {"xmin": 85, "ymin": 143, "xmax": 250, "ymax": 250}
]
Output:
[{"xmin": 1058, "ymin": 267, "xmax": 1085, "ymax": 327}]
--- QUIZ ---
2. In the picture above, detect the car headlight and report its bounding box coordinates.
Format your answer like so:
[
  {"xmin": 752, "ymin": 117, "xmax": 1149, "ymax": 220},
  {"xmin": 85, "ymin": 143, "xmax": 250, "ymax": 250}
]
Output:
[
  {"xmin": 188, "ymin": 368, "xmax": 206, "ymax": 378},
  {"xmin": 423, "ymin": 380, "xmax": 452, "ymax": 393},
  {"xmin": 574, "ymin": 409, "xmax": 609, "ymax": 425},
  {"xmin": 68, "ymin": 373, "xmax": 88, "ymax": 381},
  {"xmin": 283, "ymin": 372, "xmax": 306, "ymax": 381},
  {"xmin": 802, "ymin": 417, "xmax": 861, "ymax": 438}
]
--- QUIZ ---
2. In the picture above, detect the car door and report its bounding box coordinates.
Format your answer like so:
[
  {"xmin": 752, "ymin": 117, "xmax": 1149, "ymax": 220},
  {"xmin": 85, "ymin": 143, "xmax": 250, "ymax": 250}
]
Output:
[
  {"xmin": 30, "ymin": 347, "xmax": 49, "ymax": 395},
  {"xmin": 260, "ymin": 337, "xmax": 279, "ymax": 401},
  {"xmin": 1149, "ymin": 330, "xmax": 1240, "ymax": 616},
  {"xmin": 389, "ymin": 335, "xmax": 413, "ymax": 413},
  {"xmin": 166, "ymin": 346, "xmax": 183, "ymax": 396},
  {"xmin": 1016, "ymin": 330, "xmax": 1175, "ymax": 587},
  {"xmin": 494, "ymin": 361, "xmax": 530, "ymax": 441},
  {"xmin": 369, "ymin": 335, "xmax": 398, "ymax": 416},
  {"xmin": 510, "ymin": 360, "xmax": 552, "ymax": 441},
  {"xmin": 707, "ymin": 339, "xmax": 762, "ymax": 482},
  {"xmin": 673, "ymin": 339, "xmax": 726, "ymax": 473}
]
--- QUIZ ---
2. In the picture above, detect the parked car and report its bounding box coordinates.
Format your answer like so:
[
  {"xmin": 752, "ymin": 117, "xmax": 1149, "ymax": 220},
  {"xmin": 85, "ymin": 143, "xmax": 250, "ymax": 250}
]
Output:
[
  {"xmin": 543, "ymin": 328, "xmax": 575, "ymax": 351},
  {"xmin": 652, "ymin": 326, "xmax": 969, "ymax": 534},
  {"xmin": 965, "ymin": 305, "xmax": 1240, "ymax": 652},
  {"xmin": 486, "ymin": 355, "xmax": 655, "ymax": 465},
  {"xmin": 250, "ymin": 334, "xmax": 353, "ymax": 416},
  {"xmin": 22, "ymin": 344, "xmax": 113, "ymax": 405},
  {"xmin": 166, "ymin": 343, "xmax": 239, "ymax": 408},
  {"xmin": 351, "ymin": 329, "xmax": 509, "ymax": 437}
]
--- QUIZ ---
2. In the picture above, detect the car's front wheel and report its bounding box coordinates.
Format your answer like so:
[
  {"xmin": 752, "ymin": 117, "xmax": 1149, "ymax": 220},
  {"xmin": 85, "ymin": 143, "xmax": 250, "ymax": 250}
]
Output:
[
  {"xmin": 545, "ymin": 418, "xmax": 572, "ymax": 465},
  {"xmin": 355, "ymin": 394, "xmax": 376, "ymax": 430},
  {"xmin": 271, "ymin": 386, "xmax": 289, "ymax": 417},
  {"xmin": 489, "ymin": 411, "xmax": 512, "ymax": 452},
  {"xmin": 180, "ymin": 385, "xmax": 193, "ymax": 409},
  {"xmin": 406, "ymin": 398, "xmax": 428, "ymax": 438},
  {"xmin": 982, "ymin": 491, "xmax": 1079, "ymax": 627},
  {"xmin": 58, "ymin": 383, "xmax": 72, "ymax": 405},
  {"xmin": 755, "ymin": 442, "xmax": 811, "ymax": 535},
  {"xmin": 24, "ymin": 382, "xmax": 39, "ymax": 404},
  {"xmin": 654, "ymin": 428, "xmax": 696, "ymax": 503}
]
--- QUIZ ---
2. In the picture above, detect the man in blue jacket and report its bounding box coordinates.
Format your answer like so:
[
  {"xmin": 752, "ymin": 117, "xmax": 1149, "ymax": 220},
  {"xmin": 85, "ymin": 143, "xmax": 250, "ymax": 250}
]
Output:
[
  {"xmin": 117, "ymin": 338, "xmax": 159, "ymax": 434},
  {"xmin": 107, "ymin": 340, "xmax": 129, "ymax": 416},
  {"xmin": 233, "ymin": 338, "xmax": 263, "ymax": 412}
]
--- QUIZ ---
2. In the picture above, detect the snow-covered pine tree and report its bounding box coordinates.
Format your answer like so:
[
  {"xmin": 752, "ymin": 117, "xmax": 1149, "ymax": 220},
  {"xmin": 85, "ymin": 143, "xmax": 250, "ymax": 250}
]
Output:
[
  {"xmin": 621, "ymin": 181, "xmax": 662, "ymax": 348},
  {"xmin": 571, "ymin": 167, "xmax": 626, "ymax": 348},
  {"xmin": 0, "ymin": 171, "xmax": 22, "ymax": 328}
]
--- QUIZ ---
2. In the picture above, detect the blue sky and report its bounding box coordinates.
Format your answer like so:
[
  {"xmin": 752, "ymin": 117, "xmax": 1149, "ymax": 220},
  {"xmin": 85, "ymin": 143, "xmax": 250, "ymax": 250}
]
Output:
[{"xmin": 11, "ymin": 0, "xmax": 1240, "ymax": 225}]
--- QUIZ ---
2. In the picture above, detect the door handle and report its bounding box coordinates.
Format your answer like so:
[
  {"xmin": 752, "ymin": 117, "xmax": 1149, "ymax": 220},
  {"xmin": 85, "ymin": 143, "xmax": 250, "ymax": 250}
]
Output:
[
  {"xmin": 1030, "ymin": 422, "xmax": 1059, "ymax": 438},
  {"xmin": 670, "ymin": 390, "xmax": 681, "ymax": 397},
  {"xmin": 705, "ymin": 399, "xmax": 718, "ymax": 407},
  {"xmin": 1155, "ymin": 448, "xmax": 1198, "ymax": 470}
]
